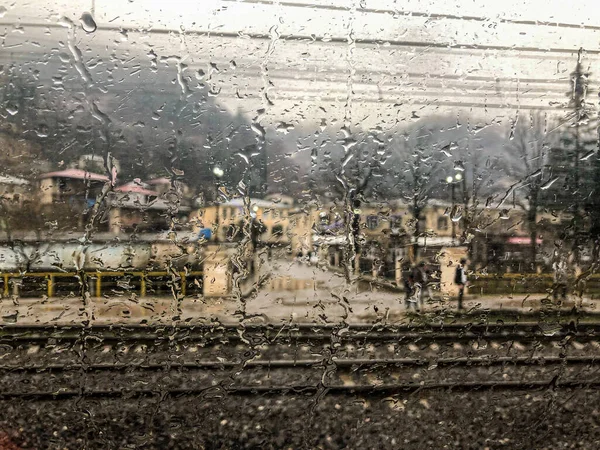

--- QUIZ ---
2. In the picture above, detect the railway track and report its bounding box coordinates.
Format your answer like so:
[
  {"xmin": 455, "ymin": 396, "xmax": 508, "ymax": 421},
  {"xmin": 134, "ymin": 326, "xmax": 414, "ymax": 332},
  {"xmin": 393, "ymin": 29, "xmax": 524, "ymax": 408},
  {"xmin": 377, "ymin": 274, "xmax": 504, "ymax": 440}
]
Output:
[
  {"xmin": 0, "ymin": 321, "xmax": 594, "ymax": 343},
  {"xmin": 0, "ymin": 354, "xmax": 597, "ymax": 398},
  {"xmin": 0, "ymin": 321, "xmax": 596, "ymax": 364},
  {"xmin": 0, "ymin": 355, "xmax": 598, "ymax": 373},
  {"xmin": 0, "ymin": 322, "xmax": 598, "ymax": 402},
  {"xmin": 1, "ymin": 379, "xmax": 599, "ymax": 401}
]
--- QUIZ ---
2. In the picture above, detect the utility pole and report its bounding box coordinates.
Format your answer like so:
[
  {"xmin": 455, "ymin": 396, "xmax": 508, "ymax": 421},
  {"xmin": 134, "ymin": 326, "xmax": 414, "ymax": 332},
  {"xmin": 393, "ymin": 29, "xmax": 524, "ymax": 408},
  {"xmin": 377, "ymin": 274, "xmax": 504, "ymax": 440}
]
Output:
[
  {"xmin": 446, "ymin": 173, "xmax": 462, "ymax": 245},
  {"xmin": 450, "ymin": 182, "xmax": 456, "ymax": 242},
  {"xmin": 568, "ymin": 48, "xmax": 589, "ymax": 264},
  {"xmin": 212, "ymin": 166, "xmax": 224, "ymax": 243}
]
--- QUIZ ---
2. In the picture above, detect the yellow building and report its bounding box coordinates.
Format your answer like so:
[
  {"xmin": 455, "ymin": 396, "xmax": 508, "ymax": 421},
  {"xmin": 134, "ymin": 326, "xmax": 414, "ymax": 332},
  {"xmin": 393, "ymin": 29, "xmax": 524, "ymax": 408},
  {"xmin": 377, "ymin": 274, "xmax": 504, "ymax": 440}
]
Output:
[
  {"xmin": 288, "ymin": 207, "xmax": 314, "ymax": 256},
  {"xmin": 358, "ymin": 199, "xmax": 460, "ymax": 244},
  {"xmin": 190, "ymin": 194, "xmax": 320, "ymax": 256},
  {"xmin": 192, "ymin": 197, "xmax": 292, "ymax": 244}
]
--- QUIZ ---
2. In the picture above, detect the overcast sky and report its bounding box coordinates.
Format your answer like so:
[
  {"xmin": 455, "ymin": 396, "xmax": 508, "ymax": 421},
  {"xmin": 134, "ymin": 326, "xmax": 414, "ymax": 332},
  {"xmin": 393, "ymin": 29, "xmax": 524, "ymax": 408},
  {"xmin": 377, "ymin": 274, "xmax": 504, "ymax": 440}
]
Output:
[{"xmin": 1, "ymin": 0, "xmax": 599, "ymax": 133}]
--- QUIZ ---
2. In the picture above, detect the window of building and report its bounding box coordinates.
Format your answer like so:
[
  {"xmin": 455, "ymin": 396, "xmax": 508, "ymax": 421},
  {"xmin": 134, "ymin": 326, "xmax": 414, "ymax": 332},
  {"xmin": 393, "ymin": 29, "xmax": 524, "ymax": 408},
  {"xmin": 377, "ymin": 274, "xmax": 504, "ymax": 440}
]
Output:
[
  {"xmin": 366, "ymin": 215, "xmax": 379, "ymax": 230},
  {"xmin": 437, "ymin": 216, "xmax": 449, "ymax": 231},
  {"xmin": 390, "ymin": 216, "xmax": 402, "ymax": 229}
]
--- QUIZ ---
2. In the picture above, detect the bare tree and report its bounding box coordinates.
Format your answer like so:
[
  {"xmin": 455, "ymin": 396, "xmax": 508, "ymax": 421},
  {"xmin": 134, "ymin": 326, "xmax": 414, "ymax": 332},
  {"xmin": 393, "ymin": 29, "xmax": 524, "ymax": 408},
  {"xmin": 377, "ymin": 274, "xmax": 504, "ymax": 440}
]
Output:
[
  {"xmin": 391, "ymin": 127, "xmax": 445, "ymax": 261},
  {"xmin": 504, "ymin": 112, "xmax": 557, "ymax": 271},
  {"xmin": 455, "ymin": 131, "xmax": 504, "ymax": 253}
]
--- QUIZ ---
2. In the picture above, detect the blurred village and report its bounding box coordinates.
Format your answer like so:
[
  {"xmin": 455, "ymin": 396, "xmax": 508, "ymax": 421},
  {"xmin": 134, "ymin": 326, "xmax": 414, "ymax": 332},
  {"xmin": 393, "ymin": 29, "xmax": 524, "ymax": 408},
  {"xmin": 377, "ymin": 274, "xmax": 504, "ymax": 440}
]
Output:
[{"xmin": 0, "ymin": 138, "xmax": 577, "ymax": 300}]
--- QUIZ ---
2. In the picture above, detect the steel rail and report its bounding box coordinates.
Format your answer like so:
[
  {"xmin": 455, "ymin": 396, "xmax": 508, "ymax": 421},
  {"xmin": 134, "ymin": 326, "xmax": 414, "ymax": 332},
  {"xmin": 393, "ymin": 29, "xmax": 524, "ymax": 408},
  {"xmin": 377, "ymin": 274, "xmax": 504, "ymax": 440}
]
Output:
[
  {"xmin": 0, "ymin": 321, "xmax": 590, "ymax": 332},
  {"xmin": 1, "ymin": 379, "xmax": 599, "ymax": 401},
  {"xmin": 0, "ymin": 323, "xmax": 594, "ymax": 344},
  {"xmin": 0, "ymin": 356, "xmax": 596, "ymax": 374}
]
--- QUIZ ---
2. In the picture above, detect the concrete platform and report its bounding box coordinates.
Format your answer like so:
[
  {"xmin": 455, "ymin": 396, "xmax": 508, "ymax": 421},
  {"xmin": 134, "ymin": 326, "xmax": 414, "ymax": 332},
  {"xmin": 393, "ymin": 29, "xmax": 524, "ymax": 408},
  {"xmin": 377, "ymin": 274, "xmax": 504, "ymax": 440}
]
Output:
[{"xmin": 1, "ymin": 258, "xmax": 598, "ymax": 326}]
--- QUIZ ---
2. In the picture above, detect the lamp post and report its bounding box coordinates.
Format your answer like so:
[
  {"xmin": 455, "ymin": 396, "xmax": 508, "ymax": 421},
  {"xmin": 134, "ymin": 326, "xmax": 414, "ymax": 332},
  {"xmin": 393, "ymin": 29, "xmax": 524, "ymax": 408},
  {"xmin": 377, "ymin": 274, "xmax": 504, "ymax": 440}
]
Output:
[
  {"xmin": 212, "ymin": 166, "xmax": 224, "ymax": 243},
  {"xmin": 446, "ymin": 172, "xmax": 463, "ymax": 244},
  {"xmin": 250, "ymin": 204, "xmax": 259, "ymax": 251}
]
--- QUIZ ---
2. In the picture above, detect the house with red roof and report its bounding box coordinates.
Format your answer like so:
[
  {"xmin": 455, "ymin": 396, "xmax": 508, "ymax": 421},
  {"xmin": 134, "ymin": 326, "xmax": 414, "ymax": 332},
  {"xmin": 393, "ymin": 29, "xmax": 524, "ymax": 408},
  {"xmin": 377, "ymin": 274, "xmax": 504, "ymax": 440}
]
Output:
[
  {"xmin": 38, "ymin": 169, "xmax": 110, "ymax": 207},
  {"xmin": 35, "ymin": 169, "xmax": 194, "ymax": 233},
  {"xmin": 107, "ymin": 179, "xmax": 191, "ymax": 233}
]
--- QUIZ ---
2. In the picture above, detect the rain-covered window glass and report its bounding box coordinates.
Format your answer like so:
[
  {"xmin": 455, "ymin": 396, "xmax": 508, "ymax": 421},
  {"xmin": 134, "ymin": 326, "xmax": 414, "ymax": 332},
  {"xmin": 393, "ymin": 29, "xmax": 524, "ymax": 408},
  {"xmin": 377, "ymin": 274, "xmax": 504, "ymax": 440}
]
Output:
[{"xmin": 1, "ymin": 0, "xmax": 600, "ymax": 448}]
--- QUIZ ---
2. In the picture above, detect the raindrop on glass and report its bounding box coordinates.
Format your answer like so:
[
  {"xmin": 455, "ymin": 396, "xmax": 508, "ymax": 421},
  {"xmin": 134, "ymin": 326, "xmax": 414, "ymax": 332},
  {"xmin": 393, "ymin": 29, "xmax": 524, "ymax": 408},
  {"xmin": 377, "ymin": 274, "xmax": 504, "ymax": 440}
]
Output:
[
  {"xmin": 541, "ymin": 177, "xmax": 560, "ymax": 190},
  {"xmin": 6, "ymin": 104, "xmax": 18, "ymax": 116},
  {"xmin": 36, "ymin": 124, "xmax": 49, "ymax": 138},
  {"xmin": 451, "ymin": 206, "xmax": 462, "ymax": 222},
  {"xmin": 453, "ymin": 161, "xmax": 465, "ymax": 172},
  {"xmin": 80, "ymin": 12, "xmax": 97, "ymax": 33}
]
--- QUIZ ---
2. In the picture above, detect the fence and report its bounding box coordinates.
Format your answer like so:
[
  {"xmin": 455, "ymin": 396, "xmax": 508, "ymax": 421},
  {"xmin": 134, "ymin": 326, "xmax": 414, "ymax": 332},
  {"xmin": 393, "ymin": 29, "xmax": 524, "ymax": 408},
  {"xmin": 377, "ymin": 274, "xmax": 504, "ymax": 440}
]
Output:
[
  {"xmin": 5, "ymin": 270, "xmax": 600, "ymax": 299},
  {"xmin": 469, "ymin": 273, "xmax": 600, "ymax": 298},
  {"xmin": 358, "ymin": 271, "xmax": 600, "ymax": 298},
  {"xmin": 0, "ymin": 271, "xmax": 204, "ymax": 299}
]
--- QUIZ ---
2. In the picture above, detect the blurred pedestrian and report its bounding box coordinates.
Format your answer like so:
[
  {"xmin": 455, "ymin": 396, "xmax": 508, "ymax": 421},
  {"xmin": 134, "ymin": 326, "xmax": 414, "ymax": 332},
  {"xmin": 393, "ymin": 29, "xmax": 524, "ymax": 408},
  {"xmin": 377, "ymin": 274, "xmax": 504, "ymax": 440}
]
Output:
[
  {"xmin": 454, "ymin": 258, "xmax": 468, "ymax": 310},
  {"xmin": 412, "ymin": 261, "xmax": 432, "ymax": 309},
  {"xmin": 401, "ymin": 262, "xmax": 416, "ymax": 310},
  {"xmin": 552, "ymin": 257, "xmax": 568, "ymax": 301}
]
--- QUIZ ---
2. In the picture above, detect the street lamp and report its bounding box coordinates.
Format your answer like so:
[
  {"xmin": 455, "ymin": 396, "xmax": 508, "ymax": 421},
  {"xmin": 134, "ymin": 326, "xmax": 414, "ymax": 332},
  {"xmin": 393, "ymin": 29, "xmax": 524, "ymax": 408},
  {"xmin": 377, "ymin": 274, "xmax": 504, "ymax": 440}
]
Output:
[
  {"xmin": 446, "ymin": 172, "xmax": 462, "ymax": 244},
  {"xmin": 213, "ymin": 166, "xmax": 224, "ymax": 242},
  {"xmin": 250, "ymin": 204, "xmax": 261, "ymax": 251}
]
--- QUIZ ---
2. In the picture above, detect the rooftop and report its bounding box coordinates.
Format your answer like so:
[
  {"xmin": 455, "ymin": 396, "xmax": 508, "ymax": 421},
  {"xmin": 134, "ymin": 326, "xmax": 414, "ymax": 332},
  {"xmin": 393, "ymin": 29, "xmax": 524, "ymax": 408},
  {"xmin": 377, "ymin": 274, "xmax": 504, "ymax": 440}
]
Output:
[
  {"xmin": 146, "ymin": 177, "xmax": 172, "ymax": 185},
  {"xmin": 115, "ymin": 181, "xmax": 157, "ymax": 196},
  {"xmin": 39, "ymin": 169, "xmax": 109, "ymax": 182},
  {"xmin": 221, "ymin": 198, "xmax": 290, "ymax": 209}
]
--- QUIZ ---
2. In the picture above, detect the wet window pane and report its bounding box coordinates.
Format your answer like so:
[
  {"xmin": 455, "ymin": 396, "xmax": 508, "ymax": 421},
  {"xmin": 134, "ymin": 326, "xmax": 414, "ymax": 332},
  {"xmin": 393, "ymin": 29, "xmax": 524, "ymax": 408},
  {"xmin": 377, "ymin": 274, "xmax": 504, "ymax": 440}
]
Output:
[{"xmin": 0, "ymin": 1, "xmax": 599, "ymax": 448}]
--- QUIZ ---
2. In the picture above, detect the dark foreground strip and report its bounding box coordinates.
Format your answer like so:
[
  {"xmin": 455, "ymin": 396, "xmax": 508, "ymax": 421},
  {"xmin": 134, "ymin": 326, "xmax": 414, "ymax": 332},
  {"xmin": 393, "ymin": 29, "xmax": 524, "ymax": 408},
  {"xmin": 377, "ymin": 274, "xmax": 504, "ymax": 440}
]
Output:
[
  {"xmin": 1, "ymin": 380, "xmax": 599, "ymax": 401},
  {"xmin": 0, "ymin": 356, "xmax": 597, "ymax": 374},
  {"xmin": 0, "ymin": 322, "xmax": 595, "ymax": 344}
]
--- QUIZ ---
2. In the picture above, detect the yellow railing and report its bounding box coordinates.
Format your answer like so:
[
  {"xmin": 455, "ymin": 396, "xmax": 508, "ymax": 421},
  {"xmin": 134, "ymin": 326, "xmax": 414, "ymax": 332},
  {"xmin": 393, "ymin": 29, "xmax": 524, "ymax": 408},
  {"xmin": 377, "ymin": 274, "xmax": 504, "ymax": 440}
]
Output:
[
  {"xmin": 0, "ymin": 271, "xmax": 203, "ymax": 298},
  {"xmin": 472, "ymin": 273, "xmax": 600, "ymax": 280}
]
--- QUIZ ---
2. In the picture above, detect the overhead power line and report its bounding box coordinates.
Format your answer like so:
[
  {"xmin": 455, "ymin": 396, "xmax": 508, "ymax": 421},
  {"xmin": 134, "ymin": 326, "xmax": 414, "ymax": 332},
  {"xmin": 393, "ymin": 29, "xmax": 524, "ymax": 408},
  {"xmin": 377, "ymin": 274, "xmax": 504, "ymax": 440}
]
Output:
[
  {"xmin": 223, "ymin": 0, "xmax": 600, "ymax": 32},
  {"xmin": 0, "ymin": 21, "xmax": 597, "ymax": 56}
]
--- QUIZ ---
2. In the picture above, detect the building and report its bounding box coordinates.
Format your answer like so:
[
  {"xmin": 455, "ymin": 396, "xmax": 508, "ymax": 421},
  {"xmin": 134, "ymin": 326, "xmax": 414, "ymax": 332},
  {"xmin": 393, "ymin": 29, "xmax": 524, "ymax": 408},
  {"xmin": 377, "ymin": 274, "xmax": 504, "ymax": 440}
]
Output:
[
  {"xmin": 146, "ymin": 177, "xmax": 193, "ymax": 203},
  {"xmin": 192, "ymin": 197, "xmax": 299, "ymax": 247},
  {"xmin": 107, "ymin": 180, "xmax": 158, "ymax": 233},
  {"xmin": 38, "ymin": 169, "xmax": 110, "ymax": 207},
  {"xmin": 107, "ymin": 179, "xmax": 191, "ymax": 234},
  {"xmin": 317, "ymin": 199, "xmax": 462, "ymax": 277},
  {"xmin": 470, "ymin": 206, "xmax": 571, "ymax": 272},
  {"xmin": 288, "ymin": 206, "xmax": 316, "ymax": 256},
  {"xmin": 312, "ymin": 197, "xmax": 573, "ymax": 277}
]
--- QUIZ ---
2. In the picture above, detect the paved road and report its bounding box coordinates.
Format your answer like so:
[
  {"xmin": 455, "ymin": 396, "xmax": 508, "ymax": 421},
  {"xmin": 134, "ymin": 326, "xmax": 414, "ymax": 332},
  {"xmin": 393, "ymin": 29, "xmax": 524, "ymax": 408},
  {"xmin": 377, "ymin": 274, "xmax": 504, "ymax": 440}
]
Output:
[{"xmin": 1, "ymin": 258, "xmax": 597, "ymax": 326}]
